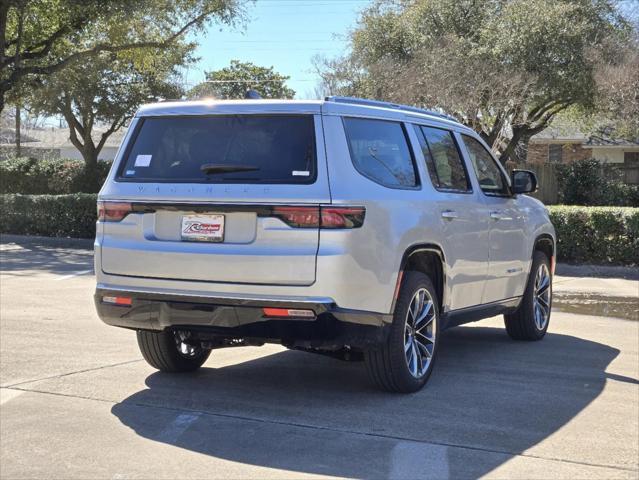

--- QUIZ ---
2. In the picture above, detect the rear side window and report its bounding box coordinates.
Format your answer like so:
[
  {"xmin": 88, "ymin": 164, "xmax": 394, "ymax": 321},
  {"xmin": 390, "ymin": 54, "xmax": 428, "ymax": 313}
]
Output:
[
  {"xmin": 461, "ymin": 135, "xmax": 510, "ymax": 196},
  {"xmin": 118, "ymin": 115, "xmax": 316, "ymax": 184},
  {"xmin": 343, "ymin": 117, "xmax": 418, "ymax": 188},
  {"xmin": 415, "ymin": 126, "xmax": 471, "ymax": 192}
]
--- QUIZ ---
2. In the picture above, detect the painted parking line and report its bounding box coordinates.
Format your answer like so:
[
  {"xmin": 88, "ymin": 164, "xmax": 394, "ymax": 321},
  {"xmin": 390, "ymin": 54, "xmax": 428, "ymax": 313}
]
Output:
[
  {"xmin": 0, "ymin": 388, "xmax": 25, "ymax": 406},
  {"xmin": 157, "ymin": 413, "xmax": 202, "ymax": 443},
  {"xmin": 55, "ymin": 269, "xmax": 94, "ymax": 281}
]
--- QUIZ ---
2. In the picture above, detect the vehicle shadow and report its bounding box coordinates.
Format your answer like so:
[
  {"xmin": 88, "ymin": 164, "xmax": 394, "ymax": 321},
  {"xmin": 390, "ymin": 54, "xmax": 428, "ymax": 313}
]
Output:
[{"xmin": 111, "ymin": 326, "xmax": 621, "ymax": 478}]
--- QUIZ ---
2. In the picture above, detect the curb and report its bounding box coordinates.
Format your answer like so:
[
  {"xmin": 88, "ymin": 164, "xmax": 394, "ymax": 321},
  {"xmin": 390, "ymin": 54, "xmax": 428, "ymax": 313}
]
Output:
[{"xmin": 555, "ymin": 263, "xmax": 639, "ymax": 281}]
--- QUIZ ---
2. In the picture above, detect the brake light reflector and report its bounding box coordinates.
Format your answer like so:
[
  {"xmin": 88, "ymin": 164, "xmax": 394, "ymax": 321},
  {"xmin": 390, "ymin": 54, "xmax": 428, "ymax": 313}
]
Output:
[
  {"xmin": 97, "ymin": 201, "xmax": 132, "ymax": 222},
  {"xmin": 262, "ymin": 307, "xmax": 315, "ymax": 318},
  {"xmin": 102, "ymin": 296, "xmax": 132, "ymax": 306},
  {"xmin": 321, "ymin": 206, "xmax": 366, "ymax": 228}
]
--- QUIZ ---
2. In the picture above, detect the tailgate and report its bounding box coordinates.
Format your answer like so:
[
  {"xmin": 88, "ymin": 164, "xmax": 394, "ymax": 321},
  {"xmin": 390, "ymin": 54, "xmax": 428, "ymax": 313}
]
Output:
[{"xmin": 100, "ymin": 204, "xmax": 321, "ymax": 285}]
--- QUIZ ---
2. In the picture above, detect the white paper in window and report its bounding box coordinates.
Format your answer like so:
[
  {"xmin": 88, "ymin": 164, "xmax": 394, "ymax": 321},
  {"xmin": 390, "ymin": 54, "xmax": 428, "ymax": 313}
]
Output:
[{"xmin": 134, "ymin": 154, "xmax": 152, "ymax": 167}]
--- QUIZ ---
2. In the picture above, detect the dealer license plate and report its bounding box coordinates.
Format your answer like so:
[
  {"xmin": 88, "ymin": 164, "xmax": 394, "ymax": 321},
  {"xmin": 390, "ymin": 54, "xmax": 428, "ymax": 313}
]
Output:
[{"xmin": 181, "ymin": 214, "xmax": 225, "ymax": 242}]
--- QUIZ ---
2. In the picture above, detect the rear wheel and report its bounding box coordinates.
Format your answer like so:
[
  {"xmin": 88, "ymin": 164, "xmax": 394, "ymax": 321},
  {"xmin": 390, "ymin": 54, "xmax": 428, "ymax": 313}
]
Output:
[
  {"xmin": 364, "ymin": 271, "xmax": 440, "ymax": 393},
  {"xmin": 137, "ymin": 330, "xmax": 211, "ymax": 372},
  {"xmin": 504, "ymin": 251, "xmax": 552, "ymax": 341}
]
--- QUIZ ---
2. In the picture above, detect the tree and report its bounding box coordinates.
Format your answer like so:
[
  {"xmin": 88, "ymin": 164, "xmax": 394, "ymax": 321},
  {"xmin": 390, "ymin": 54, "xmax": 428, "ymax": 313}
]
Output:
[
  {"xmin": 28, "ymin": 47, "xmax": 188, "ymax": 191},
  {"xmin": 0, "ymin": 0, "xmax": 245, "ymax": 113},
  {"xmin": 316, "ymin": 0, "xmax": 633, "ymax": 163},
  {"xmin": 592, "ymin": 7, "xmax": 639, "ymax": 140},
  {"xmin": 189, "ymin": 60, "xmax": 295, "ymax": 99}
]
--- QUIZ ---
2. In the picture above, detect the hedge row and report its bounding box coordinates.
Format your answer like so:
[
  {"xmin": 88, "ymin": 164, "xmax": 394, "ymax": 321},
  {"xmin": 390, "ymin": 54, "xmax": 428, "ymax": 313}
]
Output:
[
  {"xmin": 0, "ymin": 157, "xmax": 111, "ymax": 194},
  {"xmin": 548, "ymin": 206, "xmax": 638, "ymax": 265},
  {"xmin": 0, "ymin": 195, "xmax": 637, "ymax": 265},
  {"xmin": 0, "ymin": 194, "xmax": 98, "ymax": 238}
]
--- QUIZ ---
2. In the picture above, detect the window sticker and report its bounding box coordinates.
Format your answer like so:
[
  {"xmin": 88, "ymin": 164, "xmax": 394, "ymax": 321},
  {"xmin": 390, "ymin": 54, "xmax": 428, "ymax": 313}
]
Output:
[
  {"xmin": 292, "ymin": 170, "xmax": 310, "ymax": 177},
  {"xmin": 125, "ymin": 170, "xmax": 136, "ymax": 176},
  {"xmin": 134, "ymin": 154, "xmax": 152, "ymax": 167}
]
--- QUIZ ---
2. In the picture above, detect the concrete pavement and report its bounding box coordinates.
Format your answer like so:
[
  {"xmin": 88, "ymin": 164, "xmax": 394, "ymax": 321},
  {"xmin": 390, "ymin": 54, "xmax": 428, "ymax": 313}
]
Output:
[{"xmin": 0, "ymin": 237, "xmax": 637, "ymax": 479}]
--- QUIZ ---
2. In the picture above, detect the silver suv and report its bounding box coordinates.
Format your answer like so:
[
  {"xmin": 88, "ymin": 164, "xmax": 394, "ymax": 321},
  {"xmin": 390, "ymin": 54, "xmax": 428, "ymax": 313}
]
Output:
[{"xmin": 94, "ymin": 96, "xmax": 555, "ymax": 393}]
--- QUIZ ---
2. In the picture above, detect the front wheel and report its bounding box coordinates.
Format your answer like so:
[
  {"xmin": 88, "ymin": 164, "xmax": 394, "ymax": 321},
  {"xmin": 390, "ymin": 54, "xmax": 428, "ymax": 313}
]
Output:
[
  {"xmin": 137, "ymin": 330, "xmax": 211, "ymax": 372},
  {"xmin": 504, "ymin": 251, "xmax": 552, "ymax": 341},
  {"xmin": 364, "ymin": 271, "xmax": 440, "ymax": 393}
]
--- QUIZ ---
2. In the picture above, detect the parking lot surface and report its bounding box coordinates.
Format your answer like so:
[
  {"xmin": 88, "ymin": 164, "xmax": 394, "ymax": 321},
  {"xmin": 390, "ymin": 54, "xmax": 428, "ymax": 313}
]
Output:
[{"xmin": 1, "ymin": 237, "xmax": 638, "ymax": 479}]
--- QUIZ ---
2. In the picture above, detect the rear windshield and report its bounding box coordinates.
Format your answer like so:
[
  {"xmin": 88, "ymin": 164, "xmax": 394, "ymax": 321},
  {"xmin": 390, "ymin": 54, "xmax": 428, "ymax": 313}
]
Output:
[{"xmin": 117, "ymin": 115, "xmax": 316, "ymax": 184}]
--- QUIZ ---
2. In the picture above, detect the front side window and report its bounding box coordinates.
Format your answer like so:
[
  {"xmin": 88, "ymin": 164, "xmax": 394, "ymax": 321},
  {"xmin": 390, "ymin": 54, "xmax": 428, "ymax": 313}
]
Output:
[
  {"xmin": 461, "ymin": 135, "xmax": 510, "ymax": 195},
  {"xmin": 416, "ymin": 126, "xmax": 471, "ymax": 192},
  {"xmin": 118, "ymin": 115, "xmax": 316, "ymax": 184},
  {"xmin": 343, "ymin": 117, "xmax": 418, "ymax": 188}
]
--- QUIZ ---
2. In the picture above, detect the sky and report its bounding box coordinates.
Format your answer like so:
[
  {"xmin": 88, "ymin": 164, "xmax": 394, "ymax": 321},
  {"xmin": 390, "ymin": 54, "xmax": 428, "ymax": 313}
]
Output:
[{"xmin": 185, "ymin": 0, "xmax": 372, "ymax": 98}]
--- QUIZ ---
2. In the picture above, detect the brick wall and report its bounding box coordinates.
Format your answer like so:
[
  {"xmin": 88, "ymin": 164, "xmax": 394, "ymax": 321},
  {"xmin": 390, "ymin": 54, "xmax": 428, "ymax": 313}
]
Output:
[
  {"xmin": 563, "ymin": 143, "xmax": 592, "ymax": 163},
  {"xmin": 527, "ymin": 143, "xmax": 548, "ymax": 164},
  {"xmin": 526, "ymin": 142, "xmax": 592, "ymax": 164}
]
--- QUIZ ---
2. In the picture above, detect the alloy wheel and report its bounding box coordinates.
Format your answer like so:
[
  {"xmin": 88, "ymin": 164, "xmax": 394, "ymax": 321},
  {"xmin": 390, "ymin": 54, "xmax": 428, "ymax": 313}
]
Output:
[
  {"xmin": 533, "ymin": 264, "xmax": 551, "ymax": 330},
  {"xmin": 404, "ymin": 288, "xmax": 437, "ymax": 378}
]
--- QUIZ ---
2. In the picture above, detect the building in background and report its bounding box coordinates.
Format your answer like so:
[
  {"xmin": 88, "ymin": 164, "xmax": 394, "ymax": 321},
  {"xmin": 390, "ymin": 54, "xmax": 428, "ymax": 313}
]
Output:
[{"xmin": 527, "ymin": 123, "xmax": 639, "ymax": 185}]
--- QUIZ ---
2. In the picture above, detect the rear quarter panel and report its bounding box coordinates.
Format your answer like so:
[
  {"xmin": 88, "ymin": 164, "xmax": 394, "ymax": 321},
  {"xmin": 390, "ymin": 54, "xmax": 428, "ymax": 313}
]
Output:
[{"xmin": 319, "ymin": 114, "xmax": 451, "ymax": 313}]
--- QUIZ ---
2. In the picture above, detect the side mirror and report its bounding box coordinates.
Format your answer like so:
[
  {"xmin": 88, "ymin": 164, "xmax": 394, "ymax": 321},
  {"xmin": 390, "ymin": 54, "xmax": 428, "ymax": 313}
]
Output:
[{"xmin": 511, "ymin": 169, "xmax": 538, "ymax": 194}]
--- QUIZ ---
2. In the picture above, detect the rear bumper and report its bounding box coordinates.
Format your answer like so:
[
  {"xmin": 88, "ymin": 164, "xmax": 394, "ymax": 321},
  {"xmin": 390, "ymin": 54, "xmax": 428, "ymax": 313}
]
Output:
[{"xmin": 94, "ymin": 288, "xmax": 392, "ymax": 349}]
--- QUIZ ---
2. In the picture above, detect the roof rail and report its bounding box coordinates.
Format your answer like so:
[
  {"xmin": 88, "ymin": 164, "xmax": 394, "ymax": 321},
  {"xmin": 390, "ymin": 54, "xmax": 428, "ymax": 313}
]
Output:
[{"xmin": 324, "ymin": 96, "xmax": 458, "ymax": 123}]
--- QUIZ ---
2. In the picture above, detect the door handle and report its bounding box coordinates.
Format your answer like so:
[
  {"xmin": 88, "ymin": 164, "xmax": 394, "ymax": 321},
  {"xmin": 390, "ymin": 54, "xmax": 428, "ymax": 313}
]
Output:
[
  {"xmin": 490, "ymin": 211, "xmax": 513, "ymax": 221},
  {"xmin": 441, "ymin": 210, "xmax": 459, "ymax": 220}
]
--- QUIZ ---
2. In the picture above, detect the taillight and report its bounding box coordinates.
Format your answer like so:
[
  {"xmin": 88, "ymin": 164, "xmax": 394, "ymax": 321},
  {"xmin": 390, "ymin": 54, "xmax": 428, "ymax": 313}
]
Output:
[
  {"xmin": 97, "ymin": 201, "xmax": 132, "ymax": 222},
  {"xmin": 271, "ymin": 206, "xmax": 320, "ymax": 228},
  {"xmin": 269, "ymin": 206, "xmax": 365, "ymax": 229},
  {"xmin": 321, "ymin": 206, "xmax": 366, "ymax": 229}
]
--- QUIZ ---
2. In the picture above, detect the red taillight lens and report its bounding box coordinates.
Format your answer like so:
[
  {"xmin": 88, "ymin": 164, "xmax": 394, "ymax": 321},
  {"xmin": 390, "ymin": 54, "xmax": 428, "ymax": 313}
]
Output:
[
  {"xmin": 269, "ymin": 206, "xmax": 365, "ymax": 229},
  {"xmin": 271, "ymin": 206, "xmax": 320, "ymax": 228},
  {"xmin": 321, "ymin": 206, "xmax": 366, "ymax": 229},
  {"xmin": 97, "ymin": 201, "xmax": 132, "ymax": 222}
]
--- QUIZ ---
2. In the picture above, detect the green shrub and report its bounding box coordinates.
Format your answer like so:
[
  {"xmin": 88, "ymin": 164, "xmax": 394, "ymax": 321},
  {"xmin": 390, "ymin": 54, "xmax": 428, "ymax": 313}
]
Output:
[
  {"xmin": 0, "ymin": 194, "xmax": 98, "ymax": 238},
  {"xmin": 556, "ymin": 158, "xmax": 639, "ymax": 207},
  {"xmin": 548, "ymin": 205, "xmax": 639, "ymax": 265},
  {"xmin": 0, "ymin": 157, "xmax": 111, "ymax": 194}
]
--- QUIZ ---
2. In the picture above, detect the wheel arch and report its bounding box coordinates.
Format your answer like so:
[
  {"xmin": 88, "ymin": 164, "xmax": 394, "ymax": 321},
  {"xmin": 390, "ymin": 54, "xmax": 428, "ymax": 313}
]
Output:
[
  {"xmin": 533, "ymin": 234, "xmax": 555, "ymax": 272},
  {"xmin": 394, "ymin": 244, "xmax": 447, "ymax": 314}
]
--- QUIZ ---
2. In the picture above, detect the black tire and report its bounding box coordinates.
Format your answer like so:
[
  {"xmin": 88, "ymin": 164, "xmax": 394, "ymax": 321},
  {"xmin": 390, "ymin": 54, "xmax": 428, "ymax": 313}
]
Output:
[
  {"xmin": 504, "ymin": 251, "xmax": 552, "ymax": 341},
  {"xmin": 136, "ymin": 330, "xmax": 211, "ymax": 372},
  {"xmin": 364, "ymin": 271, "xmax": 440, "ymax": 393}
]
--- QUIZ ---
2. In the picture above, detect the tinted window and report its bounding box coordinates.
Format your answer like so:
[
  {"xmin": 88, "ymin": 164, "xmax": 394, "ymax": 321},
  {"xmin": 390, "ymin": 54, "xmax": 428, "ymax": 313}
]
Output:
[
  {"xmin": 118, "ymin": 115, "xmax": 316, "ymax": 183},
  {"xmin": 416, "ymin": 126, "xmax": 470, "ymax": 192},
  {"xmin": 462, "ymin": 135, "xmax": 509, "ymax": 195},
  {"xmin": 343, "ymin": 118, "xmax": 418, "ymax": 188}
]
